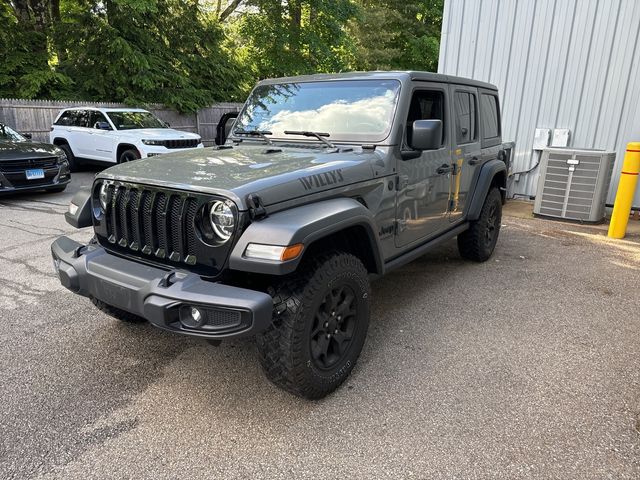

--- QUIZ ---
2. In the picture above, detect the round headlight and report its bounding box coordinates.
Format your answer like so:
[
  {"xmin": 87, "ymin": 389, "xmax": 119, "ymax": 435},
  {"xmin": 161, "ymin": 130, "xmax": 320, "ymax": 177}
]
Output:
[
  {"xmin": 99, "ymin": 183, "xmax": 109, "ymax": 210},
  {"xmin": 209, "ymin": 201, "xmax": 235, "ymax": 242}
]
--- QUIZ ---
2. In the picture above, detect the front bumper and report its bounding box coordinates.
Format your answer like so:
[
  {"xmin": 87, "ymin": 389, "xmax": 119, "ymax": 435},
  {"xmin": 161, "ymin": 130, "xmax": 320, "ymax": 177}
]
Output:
[
  {"xmin": 51, "ymin": 236, "xmax": 273, "ymax": 340},
  {"xmin": 0, "ymin": 168, "xmax": 70, "ymax": 195}
]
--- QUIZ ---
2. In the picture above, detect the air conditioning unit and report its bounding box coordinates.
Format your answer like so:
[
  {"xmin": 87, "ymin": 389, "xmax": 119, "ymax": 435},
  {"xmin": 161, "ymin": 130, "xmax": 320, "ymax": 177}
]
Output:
[{"xmin": 533, "ymin": 148, "xmax": 616, "ymax": 223}]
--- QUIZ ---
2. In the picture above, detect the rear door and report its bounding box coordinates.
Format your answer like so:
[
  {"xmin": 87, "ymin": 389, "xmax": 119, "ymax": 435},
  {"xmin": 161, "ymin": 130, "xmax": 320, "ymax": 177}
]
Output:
[
  {"xmin": 395, "ymin": 84, "xmax": 451, "ymax": 248},
  {"xmin": 449, "ymin": 86, "xmax": 482, "ymax": 222},
  {"xmin": 65, "ymin": 110, "xmax": 92, "ymax": 157}
]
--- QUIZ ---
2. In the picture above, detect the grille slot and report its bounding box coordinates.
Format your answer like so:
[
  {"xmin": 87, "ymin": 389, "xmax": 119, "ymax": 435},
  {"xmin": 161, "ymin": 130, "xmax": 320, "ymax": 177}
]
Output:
[
  {"xmin": 164, "ymin": 139, "xmax": 199, "ymax": 149},
  {"xmin": 104, "ymin": 184, "xmax": 200, "ymax": 264}
]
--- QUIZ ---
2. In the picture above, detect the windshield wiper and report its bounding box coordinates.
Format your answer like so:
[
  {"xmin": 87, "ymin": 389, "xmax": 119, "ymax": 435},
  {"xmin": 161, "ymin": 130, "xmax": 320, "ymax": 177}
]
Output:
[
  {"xmin": 283, "ymin": 130, "xmax": 336, "ymax": 149},
  {"xmin": 234, "ymin": 128, "xmax": 274, "ymax": 145}
]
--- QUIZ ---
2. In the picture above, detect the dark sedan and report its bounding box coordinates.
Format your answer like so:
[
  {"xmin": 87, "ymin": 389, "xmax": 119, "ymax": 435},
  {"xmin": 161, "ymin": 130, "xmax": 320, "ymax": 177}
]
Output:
[{"xmin": 0, "ymin": 123, "xmax": 71, "ymax": 194}]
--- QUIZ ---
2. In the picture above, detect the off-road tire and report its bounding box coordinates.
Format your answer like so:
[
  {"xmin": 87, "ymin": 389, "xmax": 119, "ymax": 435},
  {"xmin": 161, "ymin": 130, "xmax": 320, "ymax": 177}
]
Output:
[
  {"xmin": 118, "ymin": 148, "xmax": 140, "ymax": 163},
  {"xmin": 58, "ymin": 143, "xmax": 78, "ymax": 172},
  {"xmin": 91, "ymin": 297, "xmax": 146, "ymax": 323},
  {"xmin": 457, "ymin": 187, "xmax": 502, "ymax": 262},
  {"xmin": 256, "ymin": 252, "xmax": 370, "ymax": 399}
]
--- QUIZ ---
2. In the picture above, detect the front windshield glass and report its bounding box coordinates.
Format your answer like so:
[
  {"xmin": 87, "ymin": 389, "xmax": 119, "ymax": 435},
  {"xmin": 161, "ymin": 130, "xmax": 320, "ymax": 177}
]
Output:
[
  {"xmin": 0, "ymin": 124, "xmax": 26, "ymax": 142},
  {"xmin": 106, "ymin": 111, "xmax": 166, "ymax": 130},
  {"xmin": 233, "ymin": 79, "xmax": 401, "ymax": 143}
]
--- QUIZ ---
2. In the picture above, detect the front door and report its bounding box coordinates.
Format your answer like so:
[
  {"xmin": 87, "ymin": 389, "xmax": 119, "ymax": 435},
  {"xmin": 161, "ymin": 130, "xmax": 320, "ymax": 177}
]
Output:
[
  {"xmin": 395, "ymin": 85, "xmax": 452, "ymax": 248},
  {"xmin": 449, "ymin": 86, "xmax": 482, "ymax": 222},
  {"xmin": 86, "ymin": 111, "xmax": 116, "ymax": 162}
]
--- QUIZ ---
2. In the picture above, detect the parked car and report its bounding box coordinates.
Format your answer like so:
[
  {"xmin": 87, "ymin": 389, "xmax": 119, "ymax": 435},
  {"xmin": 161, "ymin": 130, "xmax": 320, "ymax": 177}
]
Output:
[
  {"xmin": 53, "ymin": 71, "xmax": 509, "ymax": 399},
  {"xmin": 50, "ymin": 107, "xmax": 203, "ymax": 170},
  {"xmin": 0, "ymin": 123, "xmax": 70, "ymax": 195}
]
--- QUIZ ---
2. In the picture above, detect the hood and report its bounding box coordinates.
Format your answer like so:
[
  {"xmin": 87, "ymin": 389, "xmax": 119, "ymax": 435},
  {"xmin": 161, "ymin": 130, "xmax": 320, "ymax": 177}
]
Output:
[
  {"xmin": 0, "ymin": 141, "xmax": 62, "ymax": 161},
  {"xmin": 97, "ymin": 144, "xmax": 383, "ymax": 209},
  {"xmin": 117, "ymin": 128, "xmax": 201, "ymax": 140}
]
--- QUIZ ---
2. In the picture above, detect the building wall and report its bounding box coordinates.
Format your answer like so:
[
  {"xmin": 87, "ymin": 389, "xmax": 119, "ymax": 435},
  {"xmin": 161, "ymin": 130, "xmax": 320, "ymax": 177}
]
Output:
[{"xmin": 439, "ymin": 0, "xmax": 640, "ymax": 206}]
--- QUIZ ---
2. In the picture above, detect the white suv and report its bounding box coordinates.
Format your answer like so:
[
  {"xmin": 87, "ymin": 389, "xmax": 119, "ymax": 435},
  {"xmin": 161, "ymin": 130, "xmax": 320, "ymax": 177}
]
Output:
[{"xmin": 50, "ymin": 107, "xmax": 203, "ymax": 170}]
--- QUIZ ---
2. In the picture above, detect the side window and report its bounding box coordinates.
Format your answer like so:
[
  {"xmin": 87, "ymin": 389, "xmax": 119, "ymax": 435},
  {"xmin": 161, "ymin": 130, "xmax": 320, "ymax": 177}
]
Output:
[
  {"xmin": 73, "ymin": 110, "xmax": 90, "ymax": 128},
  {"xmin": 480, "ymin": 94, "xmax": 500, "ymax": 139},
  {"xmin": 90, "ymin": 111, "xmax": 109, "ymax": 129},
  {"xmin": 54, "ymin": 111, "xmax": 74, "ymax": 126},
  {"xmin": 454, "ymin": 91, "xmax": 477, "ymax": 144},
  {"xmin": 406, "ymin": 90, "xmax": 445, "ymax": 147}
]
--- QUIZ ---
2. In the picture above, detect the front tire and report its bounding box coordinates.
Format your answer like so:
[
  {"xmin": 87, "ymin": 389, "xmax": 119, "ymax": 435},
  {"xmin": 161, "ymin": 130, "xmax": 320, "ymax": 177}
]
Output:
[
  {"xmin": 458, "ymin": 187, "xmax": 502, "ymax": 262},
  {"xmin": 118, "ymin": 148, "xmax": 140, "ymax": 163},
  {"xmin": 256, "ymin": 252, "xmax": 370, "ymax": 399},
  {"xmin": 58, "ymin": 144, "xmax": 78, "ymax": 172}
]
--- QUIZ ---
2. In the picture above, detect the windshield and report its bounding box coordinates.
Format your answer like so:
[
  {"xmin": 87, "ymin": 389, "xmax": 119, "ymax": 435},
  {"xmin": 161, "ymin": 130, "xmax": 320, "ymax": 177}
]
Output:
[
  {"xmin": 0, "ymin": 124, "xmax": 26, "ymax": 142},
  {"xmin": 106, "ymin": 111, "xmax": 167, "ymax": 130},
  {"xmin": 233, "ymin": 79, "xmax": 401, "ymax": 143}
]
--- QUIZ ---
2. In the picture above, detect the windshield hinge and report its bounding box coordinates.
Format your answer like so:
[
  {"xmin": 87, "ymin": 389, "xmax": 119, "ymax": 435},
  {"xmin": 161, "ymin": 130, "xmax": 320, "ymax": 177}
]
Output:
[{"xmin": 247, "ymin": 193, "xmax": 267, "ymax": 220}]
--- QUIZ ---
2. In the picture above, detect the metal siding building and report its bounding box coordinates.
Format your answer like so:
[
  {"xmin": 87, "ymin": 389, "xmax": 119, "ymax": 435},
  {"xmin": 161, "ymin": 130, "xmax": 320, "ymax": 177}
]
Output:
[{"xmin": 438, "ymin": 0, "xmax": 640, "ymax": 206}]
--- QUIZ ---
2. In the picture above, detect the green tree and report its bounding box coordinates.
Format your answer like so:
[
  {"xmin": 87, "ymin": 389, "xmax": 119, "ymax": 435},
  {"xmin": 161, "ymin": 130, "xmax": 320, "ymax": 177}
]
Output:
[
  {"xmin": 348, "ymin": 0, "xmax": 443, "ymax": 72},
  {"xmin": 229, "ymin": 0, "xmax": 357, "ymax": 79}
]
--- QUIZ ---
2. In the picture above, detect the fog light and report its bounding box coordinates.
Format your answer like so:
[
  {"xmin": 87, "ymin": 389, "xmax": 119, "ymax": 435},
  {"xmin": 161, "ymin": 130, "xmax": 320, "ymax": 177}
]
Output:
[{"xmin": 180, "ymin": 305, "xmax": 205, "ymax": 328}]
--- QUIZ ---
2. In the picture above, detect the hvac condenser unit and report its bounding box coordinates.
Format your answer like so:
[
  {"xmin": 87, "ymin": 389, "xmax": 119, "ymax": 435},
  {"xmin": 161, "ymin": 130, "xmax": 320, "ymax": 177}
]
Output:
[{"xmin": 533, "ymin": 148, "xmax": 616, "ymax": 223}]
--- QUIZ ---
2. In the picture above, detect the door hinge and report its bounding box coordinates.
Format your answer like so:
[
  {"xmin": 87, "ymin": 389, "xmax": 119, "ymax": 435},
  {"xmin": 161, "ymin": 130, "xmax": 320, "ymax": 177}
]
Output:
[
  {"xmin": 395, "ymin": 175, "xmax": 409, "ymax": 191},
  {"xmin": 395, "ymin": 219, "xmax": 407, "ymax": 234}
]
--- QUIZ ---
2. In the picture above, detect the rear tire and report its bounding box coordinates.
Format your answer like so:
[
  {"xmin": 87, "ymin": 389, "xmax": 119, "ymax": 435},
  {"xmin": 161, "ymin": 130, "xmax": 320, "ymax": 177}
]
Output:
[
  {"xmin": 458, "ymin": 187, "xmax": 502, "ymax": 262},
  {"xmin": 118, "ymin": 148, "xmax": 140, "ymax": 163},
  {"xmin": 91, "ymin": 297, "xmax": 146, "ymax": 323},
  {"xmin": 58, "ymin": 143, "xmax": 78, "ymax": 172},
  {"xmin": 256, "ymin": 252, "xmax": 370, "ymax": 399}
]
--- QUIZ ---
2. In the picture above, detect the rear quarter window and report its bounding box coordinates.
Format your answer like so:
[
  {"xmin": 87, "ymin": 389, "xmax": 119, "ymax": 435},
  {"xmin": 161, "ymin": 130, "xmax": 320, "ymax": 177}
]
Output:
[
  {"xmin": 54, "ymin": 111, "xmax": 74, "ymax": 126},
  {"xmin": 480, "ymin": 94, "xmax": 500, "ymax": 139}
]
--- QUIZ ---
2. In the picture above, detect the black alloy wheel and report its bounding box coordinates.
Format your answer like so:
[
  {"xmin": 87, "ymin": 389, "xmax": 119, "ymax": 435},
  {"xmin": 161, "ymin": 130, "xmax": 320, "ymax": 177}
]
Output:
[{"xmin": 310, "ymin": 284, "xmax": 358, "ymax": 370}]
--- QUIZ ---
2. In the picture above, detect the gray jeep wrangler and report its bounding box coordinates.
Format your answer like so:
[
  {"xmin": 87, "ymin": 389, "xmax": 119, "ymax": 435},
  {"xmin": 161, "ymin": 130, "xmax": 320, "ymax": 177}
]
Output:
[{"xmin": 52, "ymin": 72, "xmax": 509, "ymax": 399}]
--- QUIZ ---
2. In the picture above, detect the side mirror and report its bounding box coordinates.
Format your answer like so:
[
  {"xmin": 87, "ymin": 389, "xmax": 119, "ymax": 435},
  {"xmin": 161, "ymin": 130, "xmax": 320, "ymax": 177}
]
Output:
[
  {"xmin": 23, "ymin": 133, "xmax": 33, "ymax": 139},
  {"xmin": 95, "ymin": 121, "xmax": 111, "ymax": 130},
  {"xmin": 216, "ymin": 112, "xmax": 239, "ymax": 145},
  {"xmin": 409, "ymin": 119, "xmax": 442, "ymax": 151}
]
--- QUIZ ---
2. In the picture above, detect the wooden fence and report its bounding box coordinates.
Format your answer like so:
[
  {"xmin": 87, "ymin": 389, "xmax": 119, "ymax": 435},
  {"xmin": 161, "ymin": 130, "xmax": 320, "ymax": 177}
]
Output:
[{"xmin": 0, "ymin": 99, "xmax": 242, "ymax": 146}]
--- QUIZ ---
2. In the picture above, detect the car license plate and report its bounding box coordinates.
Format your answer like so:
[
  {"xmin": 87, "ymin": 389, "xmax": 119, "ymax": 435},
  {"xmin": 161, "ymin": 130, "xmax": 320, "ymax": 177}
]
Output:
[{"xmin": 25, "ymin": 168, "xmax": 45, "ymax": 180}]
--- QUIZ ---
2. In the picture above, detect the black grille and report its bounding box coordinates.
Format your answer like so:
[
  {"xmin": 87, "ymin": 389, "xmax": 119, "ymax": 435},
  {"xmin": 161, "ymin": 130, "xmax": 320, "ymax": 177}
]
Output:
[
  {"xmin": 105, "ymin": 184, "xmax": 199, "ymax": 264},
  {"xmin": 165, "ymin": 139, "xmax": 199, "ymax": 149},
  {"xmin": 0, "ymin": 157, "xmax": 58, "ymax": 173}
]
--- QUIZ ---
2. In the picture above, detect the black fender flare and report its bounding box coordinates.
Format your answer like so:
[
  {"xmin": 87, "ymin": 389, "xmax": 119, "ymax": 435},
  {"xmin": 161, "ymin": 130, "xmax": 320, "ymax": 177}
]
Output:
[
  {"xmin": 64, "ymin": 188, "xmax": 92, "ymax": 228},
  {"xmin": 229, "ymin": 197, "xmax": 383, "ymax": 275},
  {"xmin": 466, "ymin": 159, "xmax": 507, "ymax": 221}
]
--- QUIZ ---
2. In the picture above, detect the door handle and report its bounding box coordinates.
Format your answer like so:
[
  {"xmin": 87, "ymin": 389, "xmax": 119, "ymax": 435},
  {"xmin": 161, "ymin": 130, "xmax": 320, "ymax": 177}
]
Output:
[
  {"xmin": 468, "ymin": 157, "xmax": 480, "ymax": 165},
  {"xmin": 436, "ymin": 164, "xmax": 453, "ymax": 175}
]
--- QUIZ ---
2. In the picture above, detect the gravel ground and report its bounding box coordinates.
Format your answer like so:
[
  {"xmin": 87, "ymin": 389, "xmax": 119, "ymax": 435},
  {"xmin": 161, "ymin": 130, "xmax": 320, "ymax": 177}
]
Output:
[{"xmin": 0, "ymin": 171, "xmax": 639, "ymax": 479}]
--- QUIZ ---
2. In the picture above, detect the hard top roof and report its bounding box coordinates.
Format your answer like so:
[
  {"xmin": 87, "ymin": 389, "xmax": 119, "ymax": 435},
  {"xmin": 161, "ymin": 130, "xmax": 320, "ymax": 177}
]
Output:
[{"xmin": 257, "ymin": 71, "xmax": 498, "ymax": 91}]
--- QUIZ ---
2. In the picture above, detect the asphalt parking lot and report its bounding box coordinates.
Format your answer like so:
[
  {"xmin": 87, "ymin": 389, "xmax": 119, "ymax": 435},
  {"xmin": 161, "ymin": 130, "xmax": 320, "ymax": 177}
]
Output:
[{"xmin": 1, "ymin": 172, "xmax": 639, "ymax": 479}]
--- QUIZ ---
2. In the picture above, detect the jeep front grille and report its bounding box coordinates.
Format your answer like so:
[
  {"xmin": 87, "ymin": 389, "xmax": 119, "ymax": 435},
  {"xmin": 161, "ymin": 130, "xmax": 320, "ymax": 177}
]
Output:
[
  {"xmin": 105, "ymin": 184, "xmax": 199, "ymax": 265},
  {"xmin": 165, "ymin": 139, "xmax": 199, "ymax": 149}
]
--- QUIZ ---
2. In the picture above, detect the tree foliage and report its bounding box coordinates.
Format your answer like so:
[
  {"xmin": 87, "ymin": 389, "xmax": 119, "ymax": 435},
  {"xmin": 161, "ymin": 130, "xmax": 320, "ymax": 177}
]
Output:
[{"xmin": 0, "ymin": 0, "xmax": 444, "ymax": 111}]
